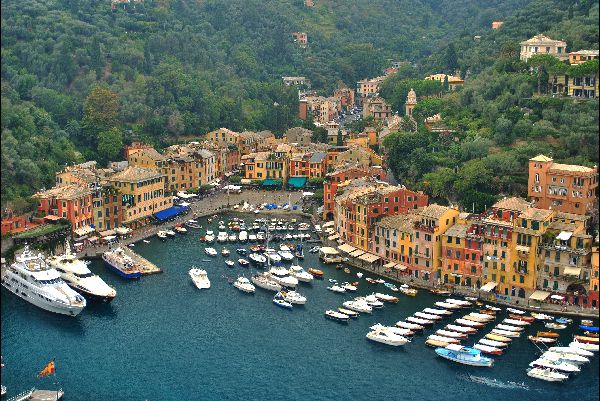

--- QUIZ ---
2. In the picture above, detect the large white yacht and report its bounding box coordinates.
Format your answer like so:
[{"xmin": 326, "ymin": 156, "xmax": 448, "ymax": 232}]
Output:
[
  {"xmin": 251, "ymin": 273, "xmax": 282, "ymax": 292},
  {"xmin": 46, "ymin": 242, "xmax": 116, "ymax": 302},
  {"xmin": 1, "ymin": 246, "xmax": 86, "ymax": 316}
]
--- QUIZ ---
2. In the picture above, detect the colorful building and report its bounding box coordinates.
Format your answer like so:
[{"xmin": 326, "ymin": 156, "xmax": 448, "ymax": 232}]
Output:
[
  {"xmin": 425, "ymin": 74, "xmax": 465, "ymax": 90},
  {"xmin": 362, "ymin": 97, "xmax": 392, "ymax": 120},
  {"xmin": 520, "ymin": 34, "xmax": 568, "ymax": 62},
  {"xmin": 569, "ymin": 50, "xmax": 599, "ymax": 65},
  {"xmin": 528, "ymin": 154, "xmax": 598, "ymax": 215},
  {"xmin": 34, "ymin": 185, "xmax": 94, "ymax": 233},
  {"xmin": 590, "ymin": 239, "xmax": 599, "ymax": 308}
]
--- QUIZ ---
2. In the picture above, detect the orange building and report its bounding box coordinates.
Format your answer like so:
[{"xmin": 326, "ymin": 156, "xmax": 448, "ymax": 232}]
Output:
[
  {"xmin": 528, "ymin": 155, "xmax": 598, "ymax": 215},
  {"xmin": 569, "ymin": 50, "xmax": 599, "ymax": 65},
  {"xmin": 491, "ymin": 21, "xmax": 504, "ymax": 29},
  {"xmin": 1, "ymin": 214, "xmax": 38, "ymax": 236},
  {"xmin": 292, "ymin": 32, "xmax": 308, "ymax": 46},
  {"xmin": 34, "ymin": 185, "xmax": 94, "ymax": 232}
]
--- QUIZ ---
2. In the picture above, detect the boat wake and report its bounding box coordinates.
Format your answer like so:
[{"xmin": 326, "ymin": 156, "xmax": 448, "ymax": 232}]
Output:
[{"xmin": 461, "ymin": 374, "xmax": 530, "ymax": 391}]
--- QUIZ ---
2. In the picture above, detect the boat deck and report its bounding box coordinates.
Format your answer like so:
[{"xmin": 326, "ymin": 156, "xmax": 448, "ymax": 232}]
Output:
[
  {"xmin": 122, "ymin": 248, "xmax": 162, "ymax": 275},
  {"xmin": 29, "ymin": 390, "xmax": 64, "ymax": 401}
]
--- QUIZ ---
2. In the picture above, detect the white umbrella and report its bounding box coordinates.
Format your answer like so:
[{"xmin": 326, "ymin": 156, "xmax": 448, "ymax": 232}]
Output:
[
  {"xmin": 550, "ymin": 295, "xmax": 565, "ymax": 300},
  {"xmin": 302, "ymin": 191, "xmax": 314, "ymax": 197}
]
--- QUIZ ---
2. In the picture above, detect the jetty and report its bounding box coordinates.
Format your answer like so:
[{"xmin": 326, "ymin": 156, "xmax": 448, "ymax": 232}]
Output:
[
  {"xmin": 121, "ymin": 247, "xmax": 162, "ymax": 275},
  {"xmin": 7, "ymin": 388, "xmax": 63, "ymax": 401}
]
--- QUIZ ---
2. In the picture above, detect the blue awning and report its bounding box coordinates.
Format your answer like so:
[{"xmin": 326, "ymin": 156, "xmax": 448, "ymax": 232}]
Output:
[
  {"xmin": 287, "ymin": 177, "xmax": 307, "ymax": 188},
  {"xmin": 154, "ymin": 205, "xmax": 189, "ymax": 221},
  {"xmin": 262, "ymin": 179, "xmax": 282, "ymax": 187}
]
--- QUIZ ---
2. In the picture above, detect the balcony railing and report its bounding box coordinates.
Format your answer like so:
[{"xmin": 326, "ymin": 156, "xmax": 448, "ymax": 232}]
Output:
[{"xmin": 539, "ymin": 243, "xmax": 590, "ymax": 256}]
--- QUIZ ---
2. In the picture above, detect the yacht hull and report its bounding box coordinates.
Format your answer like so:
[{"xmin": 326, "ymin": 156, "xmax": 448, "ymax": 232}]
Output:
[
  {"xmin": 1, "ymin": 280, "xmax": 84, "ymax": 316},
  {"xmin": 103, "ymin": 260, "xmax": 142, "ymax": 279}
]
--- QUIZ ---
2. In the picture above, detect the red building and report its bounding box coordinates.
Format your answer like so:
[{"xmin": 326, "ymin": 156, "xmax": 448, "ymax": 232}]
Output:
[
  {"xmin": 289, "ymin": 153, "xmax": 311, "ymax": 177},
  {"xmin": 1, "ymin": 214, "xmax": 38, "ymax": 236},
  {"xmin": 323, "ymin": 166, "xmax": 386, "ymax": 220},
  {"xmin": 34, "ymin": 184, "xmax": 94, "ymax": 232}
]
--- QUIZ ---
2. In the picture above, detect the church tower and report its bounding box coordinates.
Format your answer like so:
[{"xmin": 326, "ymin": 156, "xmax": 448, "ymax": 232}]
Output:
[{"xmin": 405, "ymin": 88, "xmax": 417, "ymax": 116}]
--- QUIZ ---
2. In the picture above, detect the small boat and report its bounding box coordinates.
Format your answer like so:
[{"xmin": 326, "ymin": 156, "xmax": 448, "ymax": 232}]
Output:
[
  {"xmin": 574, "ymin": 335, "xmax": 599, "ymax": 344},
  {"xmin": 249, "ymin": 253, "xmax": 267, "ymax": 265},
  {"xmin": 228, "ymin": 234, "xmax": 237, "ymax": 242},
  {"xmin": 371, "ymin": 323, "xmax": 414, "ymax": 337},
  {"xmin": 367, "ymin": 328, "xmax": 410, "ymax": 346},
  {"xmin": 530, "ymin": 357, "xmax": 580, "ymax": 373},
  {"xmin": 325, "ymin": 310, "xmax": 349, "ymax": 322},
  {"xmin": 204, "ymin": 233, "xmax": 215, "ymax": 243},
  {"xmin": 174, "ymin": 225, "xmax": 187, "ymax": 234},
  {"xmin": 509, "ymin": 314, "xmax": 535, "ymax": 323},
  {"xmin": 503, "ymin": 318, "xmax": 530, "ymax": 326},
  {"xmin": 356, "ymin": 272, "xmax": 363, "ymax": 278},
  {"xmin": 204, "ymin": 247, "xmax": 217, "ymax": 256},
  {"xmin": 435, "ymin": 301, "xmax": 460, "ymax": 309},
  {"xmin": 273, "ymin": 292, "xmax": 293, "ymax": 309},
  {"xmin": 491, "ymin": 329, "xmax": 520, "ymax": 337},
  {"xmin": 343, "ymin": 300, "xmax": 372, "ymax": 314},
  {"xmin": 581, "ymin": 319, "xmax": 594, "ymax": 326},
  {"xmin": 343, "ymin": 267, "xmax": 351, "ymax": 274},
  {"xmin": 143, "ymin": 239, "xmax": 150, "ymax": 243},
  {"xmin": 455, "ymin": 318, "xmax": 485, "ymax": 328},
  {"xmin": 282, "ymin": 290, "xmax": 307, "ymax": 305},
  {"xmin": 445, "ymin": 298, "xmax": 472, "ymax": 307},
  {"xmin": 238, "ymin": 259, "xmax": 250, "ymax": 266},
  {"xmin": 189, "ymin": 268, "xmax": 210, "ymax": 289},
  {"xmin": 221, "ymin": 248, "xmax": 230, "ymax": 256},
  {"xmin": 375, "ymin": 293, "xmax": 399, "ymax": 303},
  {"xmin": 217, "ymin": 232, "xmax": 228, "ymax": 243},
  {"xmin": 485, "ymin": 333, "xmax": 512, "ymax": 343},
  {"xmin": 479, "ymin": 309, "xmax": 496, "ymax": 316},
  {"xmin": 527, "ymin": 367, "xmax": 569, "ymax": 382},
  {"xmin": 556, "ymin": 317, "xmax": 572, "ymax": 324},
  {"xmin": 528, "ymin": 336, "xmax": 557, "ymax": 344},
  {"xmin": 485, "ymin": 305, "xmax": 501, "ymax": 312},
  {"xmin": 165, "ymin": 230, "xmax": 176, "ymax": 237},
  {"xmin": 128, "ymin": 243, "xmax": 135, "ymax": 247},
  {"xmin": 338, "ymin": 308, "xmax": 359, "ymax": 318},
  {"xmin": 463, "ymin": 315, "xmax": 490, "ymax": 324},
  {"xmin": 157, "ymin": 231, "xmax": 168, "ymax": 239},
  {"xmin": 414, "ymin": 312, "xmax": 441, "ymax": 321},
  {"xmin": 506, "ymin": 307, "xmax": 525, "ymax": 315},
  {"xmin": 579, "ymin": 325, "xmax": 599, "ymax": 332},
  {"xmin": 327, "ymin": 285, "xmax": 346, "ymax": 293},
  {"xmin": 426, "ymin": 339, "xmax": 451, "ymax": 348},
  {"xmin": 185, "ymin": 220, "xmax": 202, "ymax": 229},
  {"xmin": 396, "ymin": 321, "xmax": 424, "ymax": 331},
  {"xmin": 446, "ymin": 324, "xmax": 477, "ymax": 334},
  {"xmin": 478, "ymin": 338, "xmax": 508, "ymax": 348},
  {"xmin": 423, "ymin": 307, "xmax": 451, "ymax": 316},
  {"xmin": 531, "ymin": 313, "xmax": 554, "ymax": 321},
  {"xmin": 436, "ymin": 329, "xmax": 467, "ymax": 339},
  {"xmin": 537, "ymin": 331, "xmax": 559, "ymax": 338},
  {"xmin": 549, "ymin": 346, "xmax": 594, "ymax": 357},
  {"xmin": 236, "ymin": 248, "xmax": 248, "ymax": 255},
  {"xmin": 435, "ymin": 344, "xmax": 494, "ymax": 367},
  {"xmin": 430, "ymin": 289, "xmax": 452, "ymax": 296},
  {"xmin": 406, "ymin": 316, "xmax": 434, "ymax": 326},
  {"xmin": 308, "ymin": 268, "xmax": 324, "ymax": 278},
  {"xmin": 399, "ymin": 284, "xmax": 417, "ymax": 296},
  {"xmin": 342, "ymin": 282, "xmax": 357, "ymax": 292},
  {"xmin": 569, "ymin": 340, "xmax": 599, "ymax": 351},
  {"xmin": 473, "ymin": 343, "xmax": 503, "ymax": 356},
  {"xmin": 225, "ymin": 260, "xmax": 235, "ymax": 267},
  {"xmin": 496, "ymin": 324, "xmax": 524, "ymax": 332},
  {"xmin": 464, "ymin": 297, "xmax": 478, "ymax": 302}
]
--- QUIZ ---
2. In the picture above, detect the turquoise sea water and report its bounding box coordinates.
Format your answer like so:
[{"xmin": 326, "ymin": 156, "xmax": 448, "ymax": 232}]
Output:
[{"xmin": 1, "ymin": 214, "xmax": 598, "ymax": 401}]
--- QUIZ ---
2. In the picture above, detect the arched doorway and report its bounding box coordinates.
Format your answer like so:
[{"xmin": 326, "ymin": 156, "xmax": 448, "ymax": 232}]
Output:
[
  {"xmin": 518, "ymin": 288, "xmax": 526, "ymax": 298},
  {"xmin": 325, "ymin": 212, "xmax": 334, "ymax": 221},
  {"xmin": 566, "ymin": 283, "xmax": 587, "ymax": 306}
]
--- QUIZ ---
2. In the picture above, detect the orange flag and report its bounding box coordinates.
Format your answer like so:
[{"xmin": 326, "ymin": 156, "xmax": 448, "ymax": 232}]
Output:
[{"xmin": 37, "ymin": 361, "xmax": 55, "ymax": 378}]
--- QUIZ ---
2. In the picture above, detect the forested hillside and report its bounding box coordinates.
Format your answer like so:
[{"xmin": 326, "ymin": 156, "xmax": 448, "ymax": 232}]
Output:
[{"xmin": 381, "ymin": 0, "xmax": 599, "ymax": 212}]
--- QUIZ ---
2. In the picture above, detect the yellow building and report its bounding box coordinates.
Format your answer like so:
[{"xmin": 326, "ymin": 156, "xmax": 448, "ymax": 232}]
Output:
[
  {"xmin": 425, "ymin": 74, "xmax": 465, "ymax": 90},
  {"xmin": 127, "ymin": 147, "xmax": 167, "ymax": 169},
  {"xmin": 520, "ymin": 34, "xmax": 568, "ymax": 62},
  {"xmin": 335, "ymin": 146, "xmax": 383, "ymax": 168},
  {"xmin": 107, "ymin": 166, "xmax": 172, "ymax": 229},
  {"xmin": 591, "ymin": 242, "xmax": 599, "ymax": 308},
  {"xmin": 240, "ymin": 152, "xmax": 269, "ymax": 180}
]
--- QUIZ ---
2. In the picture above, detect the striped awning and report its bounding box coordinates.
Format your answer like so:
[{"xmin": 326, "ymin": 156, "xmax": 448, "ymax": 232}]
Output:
[
  {"xmin": 480, "ymin": 282, "xmax": 498, "ymax": 292},
  {"xmin": 563, "ymin": 266, "xmax": 581, "ymax": 276},
  {"xmin": 338, "ymin": 243, "xmax": 356, "ymax": 253},
  {"xmin": 349, "ymin": 249, "xmax": 365, "ymax": 257},
  {"xmin": 383, "ymin": 261, "xmax": 396, "ymax": 269},
  {"xmin": 358, "ymin": 253, "xmax": 380, "ymax": 263},
  {"xmin": 529, "ymin": 290, "xmax": 550, "ymax": 301},
  {"xmin": 394, "ymin": 264, "xmax": 408, "ymax": 271},
  {"xmin": 327, "ymin": 234, "xmax": 340, "ymax": 241}
]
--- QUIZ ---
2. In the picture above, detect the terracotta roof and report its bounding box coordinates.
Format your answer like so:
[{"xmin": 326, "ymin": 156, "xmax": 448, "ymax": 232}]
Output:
[
  {"xmin": 416, "ymin": 204, "xmax": 453, "ymax": 219},
  {"xmin": 309, "ymin": 152, "xmax": 326, "ymax": 163},
  {"xmin": 493, "ymin": 197, "xmax": 531, "ymax": 212},
  {"xmin": 444, "ymin": 223, "xmax": 469, "ymax": 238},
  {"xmin": 377, "ymin": 214, "xmax": 419, "ymax": 232},
  {"xmin": 520, "ymin": 207, "xmax": 554, "ymax": 221},
  {"xmin": 520, "ymin": 34, "xmax": 566, "ymax": 46},
  {"xmin": 548, "ymin": 163, "xmax": 596, "ymax": 174},
  {"xmin": 137, "ymin": 148, "xmax": 167, "ymax": 161},
  {"xmin": 35, "ymin": 184, "xmax": 92, "ymax": 200},
  {"xmin": 570, "ymin": 50, "xmax": 599, "ymax": 56},
  {"xmin": 109, "ymin": 166, "xmax": 162, "ymax": 183},
  {"xmin": 530, "ymin": 154, "xmax": 553, "ymax": 162},
  {"xmin": 555, "ymin": 211, "xmax": 589, "ymax": 222}
]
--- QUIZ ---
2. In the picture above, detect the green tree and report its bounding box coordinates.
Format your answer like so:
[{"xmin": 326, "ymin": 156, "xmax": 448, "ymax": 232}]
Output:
[
  {"xmin": 527, "ymin": 54, "xmax": 561, "ymax": 94},
  {"xmin": 336, "ymin": 129, "xmax": 343, "ymax": 146},
  {"xmin": 97, "ymin": 127, "xmax": 123, "ymax": 165},
  {"xmin": 81, "ymin": 86, "xmax": 119, "ymax": 146}
]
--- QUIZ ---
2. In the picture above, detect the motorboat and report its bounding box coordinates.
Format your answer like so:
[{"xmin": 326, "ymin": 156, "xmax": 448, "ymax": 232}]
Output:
[
  {"xmin": 366, "ymin": 328, "xmax": 409, "ymax": 346},
  {"xmin": 473, "ymin": 344, "xmax": 503, "ymax": 356},
  {"xmin": 225, "ymin": 260, "xmax": 235, "ymax": 267},
  {"xmin": 581, "ymin": 319, "xmax": 594, "ymax": 326},
  {"xmin": 102, "ymin": 247, "xmax": 142, "ymax": 279},
  {"xmin": 288, "ymin": 265, "xmax": 314, "ymax": 283},
  {"xmin": 269, "ymin": 266, "xmax": 290, "ymax": 277},
  {"xmin": 428, "ymin": 335, "xmax": 461, "ymax": 345},
  {"xmin": 528, "ymin": 336, "xmax": 557, "ymax": 344},
  {"xmin": 278, "ymin": 250, "xmax": 295, "ymax": 261},
  {"xmin": 238, "ymin": 231, "xmax": 248, "ymax": 243},
  {"xmin": 228, "ymin": 234, "xmax": 237, "ymax": 243},
  {"xmin": 485, "ymin": 333, "xmax": 512, "ymax": 343},
  {"xmin": 542, "ymin": 351, "xmax": 589, "ymax": 365},
  {"xmin": 506, "ymin": 307, "xmax": 526, "ymax": 314},
  {"xmin": 484, "ymin": 304, "xmax": 501, "ymax": 312},
  {"xmin": 248, "ymin": 234, "xmax": 257, "ymax": 242},
  {"xmin": 478, "ymin": 309, "xmax": 496, "ymax": 316},
  {"xmin": 569, "ymin": 340, "xmax": 599, "ymax": 352},
  {"xmin": 282, "ymin": 290, "xmax": 307, "ymax": 305},
  {"xmin": 399, "ymin": 284, "xmax": 417, "ymax": 296},
  {"xmin": 279, "ymin": 244, "xmax": 291, "ymax": 252},
  {"xmin": 327, "ymin": 285, "xmax": 346, "ymax": 293},
  {"xmin": 157, "ymin": 231, "xmax": 168, "ymax": 239},
  {"xmin": 360, "ymin": 295, "xmax": 384, "ymax": 308},
  {"xmin": 47, "ymin": 241, "xmax": 116, "ymax": 302},
  {"xmin": 435, "ymin": 344, "xmax": 494, "ymax": 367},
  {"xmin": 342, "ymin": 282, "xmax": 357, "ymax": 292},
  {"xmin": 537, "ymin": 331, "xmax": 559, "ymax": 338},
  {"xmin": 423, "ymin": 307, "xmax": 452, "ymax": 316},
  {"xmin": 574, "ymin": 335, "xmax": 599, "ymax": 344},
  {"xmin": 374, "ymin": 293, "xmax": 399, "ymax": 303},
  {"xmin": 436, "ymin": 329, "xmax": 467, "ymax": 339},
  {"xmin": 548, "ymin": 346, "xmax": 594, "ymax": 357},
  {"xmin": 251, "ymin": 273, "xmax": 282, "ymax": 292},
  {"xmin": 325, "ymin": 310, "xmax": 349, "ymax": 322},
  {"xmin": 469, "ymin": 312, "xmax": 494, "ymax": 320},
  {"xmin": 189, "ymin": 268, "xmax": 210, "ymax": 289},
  {"xmin": 174, "ymin": 225, "xmax": 187, "ymax": 234},
  {"xmin": 463, "ymin": 314, "xmax": 492, "ymax": 323},
  {"xmin": 236, "ymin": 248, "xmax": 248, "ymax": 256},
  {"xmin": 371, "ymin": 324, "xmax": 414, "ymax": 337},
  {"xmin": 294, "ymin": 244, "xmax": 304, "ymax": 259},
  {"xmin": 204, "ymin": 247, "xmax": 218, "ymax": 256},
  {"xmin": 343, "ymin": 300, "xmax": 372, "ymax": 314},
  {"xmin": 165, "ymin": 230, "xmax": 176, "ymax": 237},
  {"xmin": 491, "ymin": 329, "xmax": 520, "ymax": 337},
  {"xmin": 496, "ymin": 324, "xmax": 524, "ymax": 332},
  {"xmin": 265, "ymin": 250, "xmax": 281, "ymax": 263},
  {"xmin": 445, "ymin": 324, "xmax": 477, "ymax": 334},
  {"xmin": 556, "ymin": 317, "xmax": 573, "ymax": 324},
  {"xmin": 526, "ymin": 367, "xmax": 569, "ymax": 382},
  {"xmin": 531, "ymin": 313, "xmax": 554, "ymax": 321},
  {"xmin": 249, "ymin": 253, "xmax": 267, "ymax": 266},
  {"xmin": 1, "ymin": 246, "xmax": 87, "ymax": 316},
  {"xmin": 579, "ymin": 325, "xmax": 599, "ymax": 332},
  {"xmin": 435, "ymin": 301, "xmax": 461, "ymax": 309},
  {"xmin": 396, "ymin": 321, "xmax": 424, "ymax": 331},
  {"xmin": 426, "ymin": 339, "xmax": 450, "ymax": 348},
  {"xmin": 308, "ymin": 268, "xmax": 324, "ymax": 278},
  {"xmin": 205, "ymin": 233, "xmax": 215, "ymax": 243},
  {"xmin": 338, "ymin": 308, "xmax": 359, "ymax": 318},
  {"xmin": 414, "ymin": 312, "xmax": 442, "ymax": 321},
  {"xmin": 221, "ymin": 248, "xmax": 231, "ymax": 256},
  {"xmin": 445, "ymin": 298, "xmax": 472, "ymax": 307},
  {"xmin": 217, "ymin": 232, "xmax": 228, "ymax": 243},
  {"xmin": 406, "ymin": 316, "xmax": 434, "ymax": 326},
  {"xmin": 503, "ymin": 318, "xmax": 530, "ymax": 326},
  {"xmin": 509, "ymin": 314, "xmax": 535, "ymax": 322},
  {"xmin": 238, "ymin": 259, "xmax": 250, "ymax": 267},
  {"xmin": 273, "ymin": 292, "xmax": 293, "ymax": 310},
  {"xmin": 455, "ymin": 318, "xmax": 485, "ymax": 328},
  {"xmin": 430, "ymin": 289, "xmax": 452, "ymax": 296},
  {"xmin": 143, "ymin": 240, "xmax": 150, "ymax": 243},
  {"xmin": 267, "ymin": 272, "xmax": 298, "ymax": 288},
  {"xmin": 530, "ymin": 357, "xmax": 580, "ymax": 373},
  {"xmin": 309, "ymin": 246, "xmax": 320, "ymax": 253},
  {"xmin": 478, "ymin": 338, "xmax": 508, "ymax": 348}
]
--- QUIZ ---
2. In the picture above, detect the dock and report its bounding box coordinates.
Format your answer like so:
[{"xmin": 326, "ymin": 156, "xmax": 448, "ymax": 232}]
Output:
[
  {"xmin": 122, "ymin": 247, "xmax": 162, "ymax": 275},
  {"xmin": 6, "ymin": 388, "xmax": 63, "ymax": 401}
]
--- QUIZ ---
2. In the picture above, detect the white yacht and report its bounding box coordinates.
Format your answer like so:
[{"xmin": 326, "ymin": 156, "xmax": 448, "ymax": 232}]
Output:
[
  {"xmin": 527, "ymin": 367, "xmax": 569, "ymax": 382},
  {"xmin": 233, "ymin": 277, "xmax": 255, "ymax": 294},
  {"xmin": 204, "ymin": 247, "xmax": 218, "ymax": 256},
  {"xmin": 278, "ymin": 250, "xmax": 295, "ymax": 261},
  {"xmin": 46, "ymin": 242, "xmax": 116, "ymax": 302},
  {"xmin": 366, "ymin": 327, "xmax": 409, "ymax": 346},
  {"xmin": 189, "ymin": 268, "xmax": 210, "ymax": 289},
  {"xmin": 267, "ymin": 271, "xmax": 298, "ymax": 288},
  {"xmin": 251, "ymin": 273, "xmax": 282, "ymax": 292},
  {"xmin": 205, "ymin": 231, "xmax": 215, "ymax": 243},
  {"xmin": 228, "ymin": 234, "xmax": 237, "ymax": 243},
  {"xmin": 343, "ymin": 300, "xmax": 372, "ymax": 314},
  {"xmin": 239, "ymin": 231, "xmax": 248, "ymax": 243},
  {"xmin": 1, "ymin": 246, "xmax": 86, "ymax": 316},
  {"xmin": 265, "ymin": 249, "xmax": 281, "ymax": 263},
  {"xmin": 288, "ymin": 265, "xmax": 314, "ymax": 283},
  {"xmin": 327, "ymin": 285, "xmax": 346, "ymax": 293},
  {"xmin": 282, "ymin": 290, "xmax": 307, "ymax": 305},
  {"xmin": 217, "ymin": 232, "xmax": 228, "ymax": 243},
  {"xmin": 249, "ymin": 253, "xmax": 267, "ymax": 265},
  {"xmin": 358, "ymin": 295, "xmax": 384, "ymax": 308}
]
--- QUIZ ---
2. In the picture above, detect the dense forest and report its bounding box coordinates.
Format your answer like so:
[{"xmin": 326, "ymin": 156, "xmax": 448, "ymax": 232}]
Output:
[{"xmin": 1, "ymin": 0, "xmax": 598, "ymax": 213}]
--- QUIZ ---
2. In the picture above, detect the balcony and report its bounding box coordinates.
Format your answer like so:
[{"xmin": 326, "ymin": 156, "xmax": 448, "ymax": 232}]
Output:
[{"xmin": 539, "ymin": 243, "xmax": 590, "ymax": 256}]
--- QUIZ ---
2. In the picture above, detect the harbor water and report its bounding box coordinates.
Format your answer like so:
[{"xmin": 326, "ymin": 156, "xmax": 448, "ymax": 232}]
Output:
[{"xmin": 1, "ymin": 214, "xmax": 598, "ymax": 400}]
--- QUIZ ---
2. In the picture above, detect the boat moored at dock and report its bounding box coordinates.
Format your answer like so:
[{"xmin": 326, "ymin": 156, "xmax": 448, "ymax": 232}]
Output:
[
  {"xmin": 435, "ymin": 344, "xmax": 494, "ymax": 367},
  {"xmin": 102, "ymin": 248, "xmax": 142, "ymax": 279}
]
